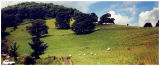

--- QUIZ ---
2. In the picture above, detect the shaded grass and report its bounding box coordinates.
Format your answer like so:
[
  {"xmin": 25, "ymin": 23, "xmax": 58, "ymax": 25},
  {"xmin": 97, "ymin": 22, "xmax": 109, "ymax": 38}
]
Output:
[{"xmin": 5, "ymin": 18, "xmax": 159, "ymax": 65}]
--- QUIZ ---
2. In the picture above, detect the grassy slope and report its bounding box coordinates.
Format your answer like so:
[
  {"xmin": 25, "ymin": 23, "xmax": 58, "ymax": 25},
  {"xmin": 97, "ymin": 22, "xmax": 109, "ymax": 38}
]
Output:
[{"xmin": 6, "ymin": 19, "xmax": 159, "ymax": 65}]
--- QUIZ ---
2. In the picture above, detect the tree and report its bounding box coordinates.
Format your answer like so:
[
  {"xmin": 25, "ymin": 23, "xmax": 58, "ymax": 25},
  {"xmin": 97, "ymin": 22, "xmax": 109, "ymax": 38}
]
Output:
[
  {"xmin": 55, "ymin": 12, "xmax": 71, "ymax": 29},
  {"xmin": 29, "ymin": 37, "xmax": 48, "ymax": 59},
  {"xmin": 156, "ymin": 20, "xmax": 159, "ymax": 27},
  {"xmin": 144, "ymin": 23, "xmax": 152, "ymax": 27},
  {"xmin": 1, "ymin": 25, "xmax": 10, "ymax": 40},
  {"xmin": 71, "ymin": 13, "xmax": 96, "ymax": 34},
  {"xmin": 99, "ymin": 13, "xmax": 115, "ymax": 24},
  {"xmin": 27, "ymin": 19, "xmax": 49, "ymax": 38},
  {"xmin": 9, "ymin": 42, "xmax": 19, "ymax": 61},
  {"xmin": 24, "ymin": 56, "xmax": 36, "ymax": 65},
  {"xmin": 72, "ymin": 21, "xmax": 95, "ymax": 34},
  {"xmin": 2, "ymin": 2, "xmax": 81, "ymax": 33},
  {"xmin": 90, "ymin": 13, "xmax": 98, "ymax": 22}
]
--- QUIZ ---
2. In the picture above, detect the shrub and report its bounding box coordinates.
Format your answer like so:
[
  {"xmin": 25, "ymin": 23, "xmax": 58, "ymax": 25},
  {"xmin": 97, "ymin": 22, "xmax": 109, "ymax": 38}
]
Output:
[
  {"xmin": 24, "ymin": 56, "xmax": 36, "ymax": 65},
  {"xmin": 144, "ymin": 23, "xmax": 152, "ymax": 27}
]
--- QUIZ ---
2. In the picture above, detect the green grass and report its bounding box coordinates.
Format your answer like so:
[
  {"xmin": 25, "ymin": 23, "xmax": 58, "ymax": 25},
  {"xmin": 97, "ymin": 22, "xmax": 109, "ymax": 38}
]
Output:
[{"xmin": 5, "ymin": 18, "xmax": 159, "ymax": 65}]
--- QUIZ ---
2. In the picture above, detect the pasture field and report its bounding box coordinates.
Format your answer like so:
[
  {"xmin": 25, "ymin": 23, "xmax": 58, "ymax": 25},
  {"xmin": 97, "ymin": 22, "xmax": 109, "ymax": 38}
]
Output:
[{"xmin": 5, "ymin": 18, "xmax": 159, "ymax": 65}]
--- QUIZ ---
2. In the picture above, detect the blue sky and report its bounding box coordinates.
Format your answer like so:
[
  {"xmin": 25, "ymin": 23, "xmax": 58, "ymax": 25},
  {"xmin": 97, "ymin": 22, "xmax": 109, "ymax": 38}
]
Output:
[
  {"xmin": 88, "ymin": 1, "xmax": 158, "ymax": 17},
  {"xmin": 1, "ymin": 1, "xmax": 159, "ymax": 26},
  {"xmin": 87, "ymin": 1, "xmax": 159, "ymax": 26}
]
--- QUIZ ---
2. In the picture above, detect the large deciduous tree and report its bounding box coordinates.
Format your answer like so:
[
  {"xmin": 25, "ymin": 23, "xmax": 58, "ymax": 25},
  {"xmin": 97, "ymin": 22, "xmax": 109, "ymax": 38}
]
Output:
[
  {"xmin": 71, "ymin": 13, "xmax": 97, "ymax": 34},
  {"xmin": 99, "ymin": 13, "xmax": 115, "ymax": 24},
  {"xmin": 90, "ymin": 13, "xmax": 98, "ymax": 22},
  {"xmin": 55, "ymin": 12, "xmax": 71, "ymax": 29},
  {"xmin": 27, "ymin": 19, "xmax": 48, "ymax": 38}
]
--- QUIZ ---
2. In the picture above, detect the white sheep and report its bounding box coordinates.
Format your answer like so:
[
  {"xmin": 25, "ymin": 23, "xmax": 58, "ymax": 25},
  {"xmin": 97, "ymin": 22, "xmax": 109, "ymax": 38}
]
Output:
[
  {"xmin": 107, "ymin": 48, "xmax": 111, "ymax": 51},
  {"xmin": 94, "ymin": 53, "xmax": 96, "ymax": 55},
  {"xmin": 83, "ymin": 53, "xmax": 86, "ymax": 56},
  {"xmin": 69, "ymin": 54, "xmax": 72, "ymax": 57},
  {"xmin": 90, "ymin": 52, "xmax": 94, "ymax": 55}
]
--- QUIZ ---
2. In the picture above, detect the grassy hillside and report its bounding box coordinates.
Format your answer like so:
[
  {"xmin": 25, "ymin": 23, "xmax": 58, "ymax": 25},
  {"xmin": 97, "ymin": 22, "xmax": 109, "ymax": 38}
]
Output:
[{"xmin": 5, "ymin": 18, "xmax": 159, "ymax": 65}]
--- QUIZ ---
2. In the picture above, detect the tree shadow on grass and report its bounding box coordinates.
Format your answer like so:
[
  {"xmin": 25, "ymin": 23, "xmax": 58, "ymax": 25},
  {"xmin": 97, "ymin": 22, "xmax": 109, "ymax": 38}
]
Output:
[{"xmin": 40, "ymin": 35, "xmax": 53, "ymax": 38}]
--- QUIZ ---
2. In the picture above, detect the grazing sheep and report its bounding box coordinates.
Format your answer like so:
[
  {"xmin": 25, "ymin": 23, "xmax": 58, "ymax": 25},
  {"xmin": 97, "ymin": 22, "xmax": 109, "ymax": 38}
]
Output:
[
  {"xmin": 94, "ymin": 53, "xmax": 96, "ymax": 55},
  {"xmin": 69, "ymin": 54, "xmax": 72, "ymax": 57},
  {"xmin": 83, "ymin": 53, "xmax": 86, "ymax": 56},
  {"xmin": 107, "ymin": 48, "xmax": 111, "ymax": 51},
  {"xmin": 90, "ymin": 52, "xmax": 94, "ymax": 55},
  {"xmin": 78, "ymin": 54, "xmax": 81, "ymax": 56}
]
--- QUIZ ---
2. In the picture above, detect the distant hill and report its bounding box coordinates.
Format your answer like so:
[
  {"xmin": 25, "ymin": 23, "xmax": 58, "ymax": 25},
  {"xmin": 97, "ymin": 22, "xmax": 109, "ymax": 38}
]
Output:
[{"xmin": 1, "ymin": 2, "xmax": 82, "ymax": 28}]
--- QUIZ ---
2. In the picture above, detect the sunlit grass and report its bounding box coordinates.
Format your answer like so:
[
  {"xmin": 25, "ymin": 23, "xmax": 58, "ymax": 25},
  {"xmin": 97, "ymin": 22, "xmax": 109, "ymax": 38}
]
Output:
[{"xmin": 5, "ymin": 18, "xmax": 159, "ymax": 65}]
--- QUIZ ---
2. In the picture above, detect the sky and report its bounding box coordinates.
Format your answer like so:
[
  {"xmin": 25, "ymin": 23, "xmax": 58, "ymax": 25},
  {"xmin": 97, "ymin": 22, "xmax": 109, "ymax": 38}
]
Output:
[{"xmin": 1, "ymin": 1, "xmax": 159, "ymax": 27}]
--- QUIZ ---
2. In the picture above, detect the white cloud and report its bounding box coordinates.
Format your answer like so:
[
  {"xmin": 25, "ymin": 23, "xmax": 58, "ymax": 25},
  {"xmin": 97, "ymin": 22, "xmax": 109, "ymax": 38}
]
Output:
[
  {"xmin": 51, "ymin": 1, "xmax": 97, "ymax": 13},
  {"xmin": 123, "ymin": 5, "xmax": 137, "ymax": 16},
  {"xmin": 1, "ymin": 1, "xmax": 23, "ymax": 8},
  {"xmin": 1, "ymin": 1, "xmax": 97, "ymax": 13},
  {"xmin": 97, "ymin": 2, "xmax": 137, "ymax": 25},
  {"xmin": 138, "ymin": 7, "xmax": 159, "ymax": 27},
  {"xmin": 130, "ymin": 23, "xmax": 138, "ymax": 26},
  {"xmin": 109, "ymin": 11, "xmax": 134, "ymax": 25},
  {"xmin": 122, "ymin": 1, "xmax": 139, "ymax": 7}
]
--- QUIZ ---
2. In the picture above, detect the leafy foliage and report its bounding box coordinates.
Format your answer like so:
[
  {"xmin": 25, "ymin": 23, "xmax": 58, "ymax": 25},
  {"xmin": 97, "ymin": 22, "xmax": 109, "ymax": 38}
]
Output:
[
  {"xmin": 1, "ymin": 2, "xmax": 82, "ymax": 37},
  {"xmin": 90, "ymin": 13, "xmax": 98, "ymax": 22},
  {"xmin": 29, "ymin": 37, "xmax": 48, "ymax": 59},
  {"xmin": 27, "ymin": 19, "xmax": 49, "ymax": 38},
  {"xmin": 9, "ymin": 42, "xmax": 19, "ymax": 61},
  {"xmin": 55, "ymin": 12, "xmax": 71, "ymax": 29},
  {"xmin": 24, "ymin": 56, "xmax": 36, "ymax": 65},
  {"xmin": 144, "ymin": 23, "xmax": 152, "ymax": 27},
  {"xmin": 156, "ymin": 20, "xmax": 159, "ymax": 27},
  {"xmin": 99, "ymin": 13, "xmax": 115, "ymax": 24},
  {"xmin": 71, "ymin": 13, "xmax": 97, "ymax": 34}
]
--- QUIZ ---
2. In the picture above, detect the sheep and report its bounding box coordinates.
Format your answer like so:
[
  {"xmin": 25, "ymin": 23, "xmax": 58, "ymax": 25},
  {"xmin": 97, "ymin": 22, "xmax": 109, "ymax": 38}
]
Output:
[
  {"xmin": 94, "ymin": 53, "xmax": 96, "ymax": 55},
  {"xmin": 78, "ymin": 54, "xmax": 81, "ymax": 56},
  {"xmin": 83, "ymin": 53, "xmax": 86, "ymax": 56},
  {"xmin": 106, "ymin": 48, "xmax": 111, "ymax": 51},
  {"xmin": 69, "ymin": 54, "xmax": 72, "ymax": 57},
  {"xmin": 90, "ymin": 52, "xmax": 94, "ymax": 55}
]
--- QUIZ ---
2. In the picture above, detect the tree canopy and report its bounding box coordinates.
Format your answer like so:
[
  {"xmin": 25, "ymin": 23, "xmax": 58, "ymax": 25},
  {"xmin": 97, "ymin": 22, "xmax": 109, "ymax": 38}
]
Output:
[
  {"xmin": 55, "ymin": 12, "xmax": 71, "ymax": 29},
  {"xmin": 27, "ymin": 19, "xmax": 49, "ymax": 38},
  {"xmin": 156, "ymin": 20, "xmax": 159, "ymax": 27},
  {"xmin": 9, "ymin": 42, "xmax": 19, "ymax": 61},
  {"xmin": 71, "ymin": 13, "xmax": 97, "ymax": 34},
  {"xmin": 144, "ymin": 23, "xmax": 152, "ymax": 27},
  {"xmin": 29, "ymin": 37, "xmax": 48, "ymax": 59},
  {"xmin": 99, "ymin": 13, "xmax": 115, "ymax": 24},
  {"xmin": 1, "ymin": 2, "xmax": 81, "ymax": 31}
]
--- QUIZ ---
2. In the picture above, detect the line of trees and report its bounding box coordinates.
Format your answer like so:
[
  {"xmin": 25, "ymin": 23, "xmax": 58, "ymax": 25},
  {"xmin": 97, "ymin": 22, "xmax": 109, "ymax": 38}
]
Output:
[
  {"xmin": 24, "ymin": 19, "xmax": 49, "ymax": 65},
  {"xmin": 1, "ymin": 2, "xmax": 81, "ymax": 58},
  {"xmin": 144, "ymin": 20, "xmax": 159, "ymax": 27},
  {"xmin": 1, "ymin": 2, "xmax": 82, "ymax": 39},
  {"xmin": 27, "ymin": 19, "xmax": 48, "ymax": 60}
]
